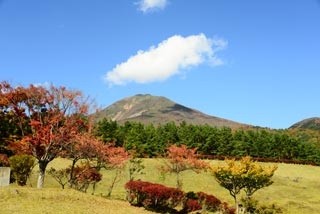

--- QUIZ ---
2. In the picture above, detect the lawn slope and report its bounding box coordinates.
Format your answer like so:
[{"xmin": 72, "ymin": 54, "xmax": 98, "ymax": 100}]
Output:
[{"xmin": 0, "ymin": 187, "xmax": 153, "ymax": 214}]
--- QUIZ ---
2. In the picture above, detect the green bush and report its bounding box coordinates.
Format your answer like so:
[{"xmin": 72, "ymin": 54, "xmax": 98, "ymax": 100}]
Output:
[
  {"xmin": 241, "ymin": 198, "xmax": 283, "ymax": 214},
  {"xmin": 48, "ymin": 167, "xmax": 70, "ymax": 189},
  {"xmin": 9, "ymin": 155, "xmax": 35, "ymax": 186}
]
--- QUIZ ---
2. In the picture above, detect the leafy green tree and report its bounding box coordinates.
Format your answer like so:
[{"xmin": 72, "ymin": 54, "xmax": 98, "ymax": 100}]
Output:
[
  {"xmin": 94, "ymin": 119, "xmax": 122, "ymax": 146},
  {"xmin": 216, "ymin": 127, "xmax": 234, "ymax": 156}
]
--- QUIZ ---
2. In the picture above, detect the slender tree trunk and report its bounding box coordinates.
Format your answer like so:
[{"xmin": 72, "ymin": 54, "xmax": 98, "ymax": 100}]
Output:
[
  {"xmin": 230, "ymin": 193, "xmax": 239, "ymax": 214},
  {"xmin": 37, "ymin": 160, "xmax": 48, "ymax": 189},
  {"xmin": 176, "ymin": 172, "xmax": 182, "ymax": 189},
  {"xmin": 69, "ymin": 158, "xmax": 78, "ymax": 187},
  {"xmin": 107, "ymin": 169, "xmax": 122, "ymax": 197},
  {"xmin": 234, "ymin": 197, "xmax": 240, "ymax": 214}
]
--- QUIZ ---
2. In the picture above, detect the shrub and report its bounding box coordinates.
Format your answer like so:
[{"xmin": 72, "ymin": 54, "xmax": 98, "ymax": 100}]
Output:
[
  {"xmin": 220, "ymin": 202, "xmax": 236, "ymax": 214},
  {"xmin": 184, "ymin": 199, "xmax": 202, "ymax": 213},
  {"xmin": 125, "ymin": 181, "xmax": 234, "ymax": 214},
  {"xmin": 72, "ymin": 163, "xmax": 102, "ymax": 192},
  {"xmin": 182, "ymin": 191, "xmax": 234, "ymax": 214},
  {"xmin": 9, "ymin": 154, "xmax": 35, "ymax": 186},
  {"xmin": 241, "ymin": 198, "xmax": 283, "ymax": 214},
  {"xmin": 47, "ymin": 167, "xmax": 70, "ymax": 189},
  {"xmin": 125, "ymin": 180, "xmax": 184, "ymax": 212},
  {"xmin": 197, "ymin": 191, "xmax": 222, "ymax": 212},
  {"xmin": 125, "ymin": 180, "xmax": 150, "ymax": 206},
  {"xmin": 0, "ymin": 154, "xmax": 9, "ymax": 167}
]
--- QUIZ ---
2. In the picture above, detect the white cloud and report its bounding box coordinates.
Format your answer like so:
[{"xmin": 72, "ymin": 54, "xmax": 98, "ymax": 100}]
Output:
[
  {"xmin": 105, "ymin": 34, "xmax": 227, "ymax": 85},
  {"xmin": 137, "ymin": 0, "xmax": 168, "ymax": 13},
  {"xmin": 33, "ymin": 81, "xmax": 51, "ymax": 88}
]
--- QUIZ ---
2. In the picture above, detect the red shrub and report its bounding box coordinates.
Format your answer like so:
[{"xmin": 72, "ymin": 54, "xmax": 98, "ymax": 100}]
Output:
[
  {"xmin": 185, "ymin": 199, "xmax": 202, "ymax": 212},
  {"xmin": 125, "ymin": 181, "xmax": 234, "ymax": 214},
  {"xmin": 220, "ymin": 202, "xmax": 236, "ymax": 214},
  {"xmin": 125, "ymin": 180, "xmax": 151, "ymax": 205},
  {"xmin": 125, "ymin": 180, "xmax": 184, "ymax": 211},
  {"xmin": 0, "ymin": 154, "xmax": 9, "ymax": 166},
  {"xmin": 197, "ymin": 191, "xmax": 222, "ymax": 212}
]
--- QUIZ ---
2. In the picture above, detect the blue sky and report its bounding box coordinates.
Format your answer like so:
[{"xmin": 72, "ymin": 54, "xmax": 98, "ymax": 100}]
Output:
[{"xmin": 1, "ymin": 0, "xmax": 320, "ymax": 129}]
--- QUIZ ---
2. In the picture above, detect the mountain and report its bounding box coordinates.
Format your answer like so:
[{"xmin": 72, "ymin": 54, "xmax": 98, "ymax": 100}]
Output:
[
  {"xmin": 95, "ymin": 94, "xmax": 249, "ymax": 128},
  {"xmin": 289, "ymin": 117, "xmax": 320, "ymax": 130}
]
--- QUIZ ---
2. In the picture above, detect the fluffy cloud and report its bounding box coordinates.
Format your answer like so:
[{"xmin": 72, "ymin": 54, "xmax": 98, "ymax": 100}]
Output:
[
  {"xmin": 105, "ymin": 34, "xmax": 227, "ymax": 85},
  {"xmin": 137, "ymin": 0, "xmax": 168, "ymax": 13}
]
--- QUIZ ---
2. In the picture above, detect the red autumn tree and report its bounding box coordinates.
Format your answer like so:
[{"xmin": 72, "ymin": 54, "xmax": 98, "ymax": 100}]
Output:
[
  {"xmin": 0, "ymin": 81, "xmax": 90, "ymax": 188},
  {"xmin": 161, "ymin": 144, "xmax": 208, "ymax": 189},
  {"xmin": 99, "ymin": 142, "xmax": 130, "ymax": 197},
  {"xmin": 62, "ymin": 132, "xmax": 102, "ymax": 186}
]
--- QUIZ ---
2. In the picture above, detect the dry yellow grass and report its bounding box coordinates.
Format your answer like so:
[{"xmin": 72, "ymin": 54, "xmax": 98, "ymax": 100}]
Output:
[
  {"xmin": 0, "ymin": 186, "xmax": 153, "ymax": 214},
  {"xmin": 8, "ymin": 158, "xmax": 320, "ymax": 214}
]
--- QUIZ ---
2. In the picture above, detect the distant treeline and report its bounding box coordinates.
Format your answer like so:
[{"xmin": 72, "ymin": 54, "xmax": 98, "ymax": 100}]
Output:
[{"xmin": 94, "ymin": 119, "xmax": 320, "ymax": 165}]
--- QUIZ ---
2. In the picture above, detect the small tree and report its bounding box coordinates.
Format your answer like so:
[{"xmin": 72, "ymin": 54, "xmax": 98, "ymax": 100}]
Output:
[
  {"xmin": 161, "ymin": 144, "xmax": 207, "ymax": 189},
  {"xmin": 212, "ymin": 156, "xmax": 277, "ymax": 213},
  {"xmin": 47, "ymin": 167, "xmax": 69, "ymax": 189},
  {"xmin": 104, "ymin": 145, "xmax": 130, "ymax": 197},
  {"xmin": 63, "ymin": 133, "xmax": 102, "ymax": 187},
  {"xmin": 72, "ymin": 163, "xmax": 102, "ymax": 193},
  {"xmin": 128, "ymin": 158, "xmax": 145, "ymax": 181}
]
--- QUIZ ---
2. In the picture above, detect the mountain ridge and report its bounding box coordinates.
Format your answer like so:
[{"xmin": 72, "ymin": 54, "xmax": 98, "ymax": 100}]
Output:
[{"xmin": 289, "ymin": 117, "xmax": 320, "ymax": 130}]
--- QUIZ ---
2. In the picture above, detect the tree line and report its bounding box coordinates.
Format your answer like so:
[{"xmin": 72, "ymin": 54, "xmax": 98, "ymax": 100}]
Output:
[{"xmin": 94, "ymin": 119, "xmax": 320, "ymax": 164}]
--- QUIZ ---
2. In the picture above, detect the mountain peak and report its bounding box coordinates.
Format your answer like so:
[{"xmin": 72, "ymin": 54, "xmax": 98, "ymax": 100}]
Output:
[{"xmin": 95, "ymin": 94, "xmax": 247, "ymax": 128}]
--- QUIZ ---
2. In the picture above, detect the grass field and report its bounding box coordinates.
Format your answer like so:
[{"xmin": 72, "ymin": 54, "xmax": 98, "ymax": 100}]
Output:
[
  {"xmin": 0, "ymin": 186, "xmax": 153, "ymax": 214},
  {"xmin": 2, "ymin": 158, "xmax": 320, "ymax": 213}
]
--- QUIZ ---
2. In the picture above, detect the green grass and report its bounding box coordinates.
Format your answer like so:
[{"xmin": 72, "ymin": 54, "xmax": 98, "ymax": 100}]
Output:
[{"xmin": 4, "ymin": 158, "xmax": 320, "ymax": 213}]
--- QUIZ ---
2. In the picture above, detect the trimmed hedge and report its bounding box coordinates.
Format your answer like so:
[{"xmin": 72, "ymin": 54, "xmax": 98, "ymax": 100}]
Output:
[
  {"xmin": 125, "ymin": 180, "xmax": 235, "ymax": 214},
  {"xmin": 125, "ymin": 180, "xmax": 184, "ymax": 212}
]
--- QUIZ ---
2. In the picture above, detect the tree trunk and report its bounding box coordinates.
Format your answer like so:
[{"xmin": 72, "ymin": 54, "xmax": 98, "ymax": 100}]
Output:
[
  {"xmin": 69, "ymin": 158, "xmax": 78, "ymax": 188},
  {"xmin": 176, "ymin": 172, "xmax": 183, "ymax": 189},
  {"xmin": 231, "ymin": 194, "xmax": 239, "ymax": 214},
  {"xmin": 37, "ymin": 160, "xmax": 48, "ymax": 189}
]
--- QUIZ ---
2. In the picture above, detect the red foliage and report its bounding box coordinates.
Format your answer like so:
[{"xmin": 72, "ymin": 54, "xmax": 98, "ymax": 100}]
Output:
[
  {"xmin": 220, "ymin": 202, "xmax": 236, "ymax": 214},
  {"xmin": 0, "ymin": 154, "xmax": 9, "ymax": 166},
  {"xmin": 197, "ymin": 191, "xmax": 222, "ymax": 212},
  {"xmin": 125, "ymin": 180, "xmax": 184, "ymax": 210},
  {"xmin": 1, "ymin": 82, "xmax": 92, "ymax": 188},
  {"xmin": 101, "ymin": 144, "xmax": 130, "ymax": 168},
  {"xmin": 184, "ymin": 199, "xmax": 202, "ymax": 212},
  {"xmin": 63, "ymin": 133, "xmax": 102, "ymax": 161},
  {"xmin": 72, "ymin": 163, "xmax": 102, "ymax": 192},
  {"xmin": 162, "ymin": 144, "xmax": 208, "ymax": 189},
  {"xmin": 125, "ymin": 180, "xmax": 234, "ymax": 213}
]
